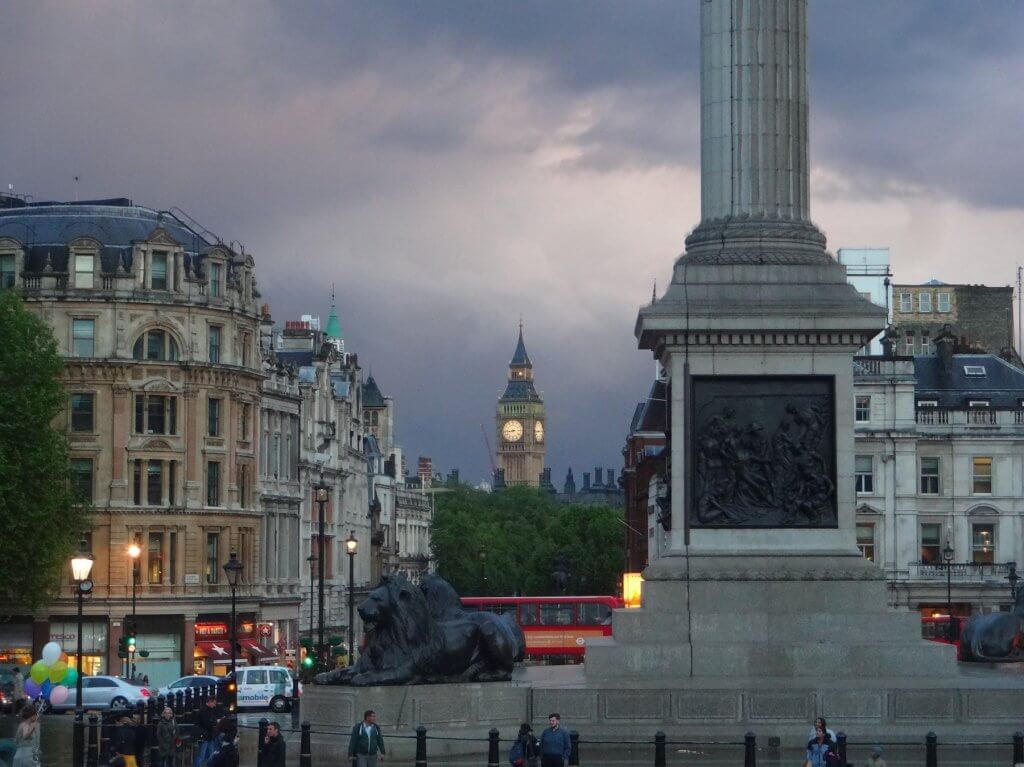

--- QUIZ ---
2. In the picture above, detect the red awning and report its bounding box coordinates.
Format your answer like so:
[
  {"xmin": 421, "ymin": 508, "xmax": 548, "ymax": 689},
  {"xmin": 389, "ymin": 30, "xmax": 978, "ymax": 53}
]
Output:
[
  {"xmin": 241, "ymin": 640, "xmax": 278, "ymax": 661},
  {"xmin": 194, "ymin": 641, "xmax": 233, "ymax": 660}
]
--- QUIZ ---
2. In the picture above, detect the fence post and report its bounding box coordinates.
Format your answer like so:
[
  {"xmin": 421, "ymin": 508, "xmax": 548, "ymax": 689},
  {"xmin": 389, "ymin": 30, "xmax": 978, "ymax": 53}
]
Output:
[
  {"xmin": 837, "ymin": 731, "xmax": 848, "ymax": 767},
  {"xmin": 175, "ymin": 690, "xmax": 185, "ymax": 717},
  {"xmin": 488, "ymin": 728, "xmax": 500, "ymax": 767},
  {"xmin": 99, "ymin": 714, "xmax": 112, "ymax": 761},
  {"xmin": 416, "ymin": 725, "xmax": 428, "ymax": 767},
  {"xmin": 569, "ymin": 730, "xmax": 580, "ymax": 766},
  {"xmin": 87, "ymin": 714, "xmax": 99, "ymax": 767},
  {"xmin": 258, "ymin": 718, "xmax": 269, "ymax": 767},
  {"xmin": 744, "ymin": 731, "xmax": 757, "ymax": 767},
  {"xmin": 654, "ymin": 731, "xmax": 666, "ymax": 767},
  {"xmin": 300, "ymin": 720, "xmax": 313, "ymax": 767},
  {"xmin": 73, "ymin": 710, "xmax": 85, "ymax": 767},
  {"xmin": 184, "ymin": 687, "xmax": 193, "ymax": 722},
  {"xmin": 1014, "ymin": 731, "xmax": 1024, "ymax": 765},
  {"xmin": 925, "ymin": 731, "xmax": 938, "ymax": 767},
  {"xmin": 149, "ymin": 744, "xmax": 160, "ymax": 767}
]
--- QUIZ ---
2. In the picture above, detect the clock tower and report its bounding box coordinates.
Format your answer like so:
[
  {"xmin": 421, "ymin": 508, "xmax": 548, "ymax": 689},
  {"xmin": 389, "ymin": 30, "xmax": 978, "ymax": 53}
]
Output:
[{"xmin": 496, "ymin": 324, "xmax": 546, "ymax": 487}]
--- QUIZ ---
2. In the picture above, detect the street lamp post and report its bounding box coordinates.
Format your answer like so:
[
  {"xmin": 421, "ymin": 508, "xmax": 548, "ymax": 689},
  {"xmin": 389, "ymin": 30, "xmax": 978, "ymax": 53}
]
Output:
[
  {"xmin": 315, "ymin": 480, "xmax": 329, "ymax": 672},
  {"xmin": 1008, "ymin": 562, "xmax": 1019, "ymax": 603},
  {"xmin": 223, "ymin": 552, "xmax": 244, "ymax": 676},
  {"xmin": 345, "ymin": 531, "xmax": 358, "ymax": 666},
  {"xmin": 943, "ymin": 539, "xmax": 955, "ymax": 641},
  {"xmin": 70, "ymin": 541, "xmax": 94, "ymax": 716},
  {"xmin": 306, "ymin": 553, "xmax": 317, "ymax": 667},
  {"xmin": 126, "ymin": 542, "xmax": 141, "ymax": 678}
]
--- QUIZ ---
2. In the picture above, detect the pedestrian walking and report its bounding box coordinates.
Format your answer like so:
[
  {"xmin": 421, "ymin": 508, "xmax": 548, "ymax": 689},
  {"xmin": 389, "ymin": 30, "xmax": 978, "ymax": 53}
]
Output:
[
  {"xmin": 12, "ymin": 704, "xmax": 40, "ymax": 767},
  {"xmin": 348, "ymin": 710, "xmax": 386, "ymax": 767},
  {"xmin": 193, "ymin": 695, "xmax": 224, "ymax": 767},
  {"xmin": 867, "ymin": 744, "xmax": 887, "ymax": 767},
  {"xmin": 156, "ymin": 707, "xmax": 178, "ymax": 767},
  {"xmin": 804, "ymin": 724, "xmax": 838, "ymax": 767},
  {"xmin": 538, "ymin": 714, "xmax": 571, "ymax": 767},
  {"xmin": 508, "ymin": 723, "xmax": 539, "ymax": 767},
  {"xmin": 806, "ymin": 717, "xmax": 837, "ymax": 743},
  {"xmin": 110, "ymin": 713, "xmax": 139, "ymax": 767},
  {"xmin": 10, "ymin": 668, "xmax": 24, "ymax": 714},
  {"xmin": 207, "ymin": 735, "xmax": 240, "ymax": 767},
  {"xmin": 259, "ymin": 721, "xmax": 287, "ymax": 767}
]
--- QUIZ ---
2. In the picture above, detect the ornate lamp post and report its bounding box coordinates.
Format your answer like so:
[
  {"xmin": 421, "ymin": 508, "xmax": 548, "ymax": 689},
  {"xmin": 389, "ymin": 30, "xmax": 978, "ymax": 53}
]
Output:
[
  {"xmin": 126, "ymin": 542, "xmax": 141, "ymax": 678},
  {"xmin": 943, "ymin": 538, "xmax": 955, "ymax": 641},
  {"xmin": 223, "ymin": 552, "xmax": 244, "ymax": 675},
  {"xmin": 345, "ymin": 531, "xmax": 358, "ymax": 666},
  {"xmin": 314, "ymin": 480, "xmax": 330, "ymax": 672},
  {"xmin": 1008, "ymin": 562, "xmax": 1019, "ymax": 603},
  {"xmin": 70, "ymin": 540, "xmax": 94, "ymax": 715},
  {"xmin": 306, "ymin": 553, "xmax": 317, "ymax": 668}
]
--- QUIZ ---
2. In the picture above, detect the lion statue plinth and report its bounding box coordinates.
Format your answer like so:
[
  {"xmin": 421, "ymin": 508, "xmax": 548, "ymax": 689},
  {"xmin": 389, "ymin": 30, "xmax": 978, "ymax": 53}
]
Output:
[{"xmin": 315, "ymin": 573, "xmax": 525, "ymax": 686}]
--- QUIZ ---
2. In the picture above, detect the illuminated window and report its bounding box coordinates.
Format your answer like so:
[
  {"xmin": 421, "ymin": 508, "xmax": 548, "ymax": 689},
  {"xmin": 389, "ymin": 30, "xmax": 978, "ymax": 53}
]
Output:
[
  {"xmin": 856, "ymin": 523, "xmax": 875, "ymax": 562},
  {"xmin": 972, "ymin": 523, "xmax": 995, "ymax": 564},
  {"xmin": 972, "ymin": 457, "xmax": 992, "ymax": 494},
  {"xmin": 148, "ymin": 533, "xmax": 164, "ymax": 584},
  {"xmin": 920, "ymin": 523, "xmax": 942, "ymax": 564}
]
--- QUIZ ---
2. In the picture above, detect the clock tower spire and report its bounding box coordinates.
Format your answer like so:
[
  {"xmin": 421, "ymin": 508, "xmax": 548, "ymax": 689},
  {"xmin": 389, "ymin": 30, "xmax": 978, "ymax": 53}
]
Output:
[{"xmin": 496, "ymin": 323, "xmax": 546, "ymax": 487}]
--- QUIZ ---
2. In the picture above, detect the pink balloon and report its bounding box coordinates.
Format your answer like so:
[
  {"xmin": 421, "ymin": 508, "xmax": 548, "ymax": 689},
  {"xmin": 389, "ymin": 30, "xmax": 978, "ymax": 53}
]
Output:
[{"xmin": 49, "ymin": 685, "xmax": 69, "ymax": 705}]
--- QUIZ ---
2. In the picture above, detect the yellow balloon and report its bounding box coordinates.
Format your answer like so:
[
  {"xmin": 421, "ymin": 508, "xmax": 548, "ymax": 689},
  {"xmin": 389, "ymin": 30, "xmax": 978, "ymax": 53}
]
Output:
[
  {"xmin": 30, "ymin": 660, "xmax": 49, "ymax": 684},
  {"xmin": 49, "ymin": 660, "xmax": 68, "ymax": 684}
]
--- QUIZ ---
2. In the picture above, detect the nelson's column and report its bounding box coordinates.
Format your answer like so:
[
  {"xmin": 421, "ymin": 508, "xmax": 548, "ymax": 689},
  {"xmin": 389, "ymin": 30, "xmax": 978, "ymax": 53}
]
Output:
[{"xmin": 585, "ymin": 0, "xmax": 960, "ymax": 687}]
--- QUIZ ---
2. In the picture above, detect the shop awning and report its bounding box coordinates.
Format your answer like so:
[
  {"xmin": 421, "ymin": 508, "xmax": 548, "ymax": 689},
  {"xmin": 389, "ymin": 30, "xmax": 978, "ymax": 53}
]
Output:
[
  {"xmin": 241, "ymin": 639, "xmax": 279, "ymax": 661},
  {"xmin": 194, "ymin": 641, "xmax": 233, "ymax": 660}
]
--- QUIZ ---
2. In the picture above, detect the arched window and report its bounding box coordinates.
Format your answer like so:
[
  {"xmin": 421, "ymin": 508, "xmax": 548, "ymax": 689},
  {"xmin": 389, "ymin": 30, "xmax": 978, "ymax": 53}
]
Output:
[{"xmin": 133, "ymin": 329, "xmax": 180, "ymax": 361}]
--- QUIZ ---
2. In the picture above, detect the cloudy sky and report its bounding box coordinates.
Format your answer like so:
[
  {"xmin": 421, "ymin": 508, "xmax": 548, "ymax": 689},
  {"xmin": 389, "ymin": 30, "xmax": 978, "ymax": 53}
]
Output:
[{"xmin": 3, "ymin": 1, "xmax": 1023, "ymax": 484}]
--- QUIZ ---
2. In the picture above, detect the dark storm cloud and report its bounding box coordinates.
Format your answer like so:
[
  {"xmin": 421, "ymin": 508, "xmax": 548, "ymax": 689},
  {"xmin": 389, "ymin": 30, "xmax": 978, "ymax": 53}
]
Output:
[{"xmin": 1, "ymin": 1, "xmax": 1021, "ymax": 481}]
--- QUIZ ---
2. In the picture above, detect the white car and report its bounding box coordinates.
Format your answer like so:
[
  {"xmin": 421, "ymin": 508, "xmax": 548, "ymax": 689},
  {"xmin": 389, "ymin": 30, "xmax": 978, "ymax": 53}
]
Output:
[
  {"xmin": 233, "ymin": 666, "xmax": 300, "ymax": 713},
  {"xmin": 157, "ymin": 675, "xmax": 221, "ymax": 700},
  {"xmin": 54, "ymin": 676, "xmax": 153, "ymax": 712}
]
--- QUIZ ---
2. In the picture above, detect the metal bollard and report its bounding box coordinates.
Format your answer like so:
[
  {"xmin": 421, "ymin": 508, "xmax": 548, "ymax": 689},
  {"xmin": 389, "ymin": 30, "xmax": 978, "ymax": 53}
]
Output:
[
  {"xmin": 258, "ymin": 718, "xmax": 269, "ymax": 767},
  {"xmin": 837, "ymin": 731, "xmax": 848, "ymax": 767},
  {"xmin": 569, "ymin": 730, "xmax": 580, "ymax": 766},
  {"xmin": 925, "ymin": 731, "xmax": 938, "ymax": 767},
  {"xmin": 291, "ymin": 676, "xmax": 302, "ymax": 729},
  {"xmin": 300, "ymin": 720, "xmax": 313, "ymax": 767},
  {"xmin": 744, "ymin": 731, "xmax": 757, "ymax": 767},
  {"xmin": 87, "ymin": 714, "xmax": 99, "ymax": 767},
  {"xmin": 416, "ymin": 725, "xmax": 428, "ymax": 767},
  {"xmin": 488, "ymin": 728, "xmax": 500, "ymax": 767},
  {"xmin": 1015, "ymin": 731, "xmax": 1024, "ymax": 765},
  {"xmin": 654, "ymin": 731, "xmax": 666, "ymax": 767},
  {"xmin": 150, "ymin": 744, "xmax": 160, "ymax": 766},
  {"xmin": 73, "ymin": 711, "xmax": 85, "ymax": 767}
]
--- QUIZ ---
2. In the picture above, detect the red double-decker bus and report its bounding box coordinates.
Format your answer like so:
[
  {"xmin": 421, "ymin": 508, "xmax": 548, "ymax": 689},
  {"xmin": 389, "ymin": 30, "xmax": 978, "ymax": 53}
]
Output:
[{"xmin": 460, "ymin": 595, "xmax": 624, "ymax": 662}]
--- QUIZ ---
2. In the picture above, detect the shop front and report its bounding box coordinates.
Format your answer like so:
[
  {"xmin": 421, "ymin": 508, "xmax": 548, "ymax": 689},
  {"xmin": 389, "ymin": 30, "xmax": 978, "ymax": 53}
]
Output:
[
  {"xmin": 131, "ymin": 616, "xmax": 185, "ymax": 687},
  {"xmin": 0, "ymin": 621, "xmax": 34, "ymax": 669},
  {"xmin": 47, "ymin": 619, "xmax": 108, "ymax": 676},
  {"xmin": 193, "ymin": 614, "xmax": 277, "ymax": 676}
]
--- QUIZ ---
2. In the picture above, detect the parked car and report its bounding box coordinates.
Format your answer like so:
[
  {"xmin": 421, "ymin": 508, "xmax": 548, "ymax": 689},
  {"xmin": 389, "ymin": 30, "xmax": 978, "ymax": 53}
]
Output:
[
  {"xmin": 50, "ymin": 676, "xmax": 153, "ymax": 712},
  {"xmin": 157, "ymin": 675, "xmax": 221, "ymax": 700},
  {"xmin": 0, "ymin": 669, "xmax": 15, "ymax": 713},
  {"xmin": 231, "ymin": 666, "xmax": 300, "ymax": 713}
]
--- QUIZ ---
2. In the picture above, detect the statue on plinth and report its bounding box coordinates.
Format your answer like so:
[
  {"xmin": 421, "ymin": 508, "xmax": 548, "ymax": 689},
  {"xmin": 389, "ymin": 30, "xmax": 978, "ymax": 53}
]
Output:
[{"xmin": 960, "ymin": 586, "xmax": 1024, "ymax": 662}]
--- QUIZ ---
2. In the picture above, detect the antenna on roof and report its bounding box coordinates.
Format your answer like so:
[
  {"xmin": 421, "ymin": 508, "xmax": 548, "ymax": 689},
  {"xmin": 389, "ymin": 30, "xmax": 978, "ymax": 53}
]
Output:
[
  {"xmin": 652, "ymin": 279, "xmax": 657, "ymax": 303},
  {"xmin": 73, "ymin": 176, "xmax": 80, "ymax": 202}
]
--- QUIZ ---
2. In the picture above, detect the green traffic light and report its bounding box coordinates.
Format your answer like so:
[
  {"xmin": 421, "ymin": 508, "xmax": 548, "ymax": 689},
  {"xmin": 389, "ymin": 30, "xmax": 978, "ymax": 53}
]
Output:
[{"xmin": 302, "ymin": 655, "xmax": 314, "ymax": 668}]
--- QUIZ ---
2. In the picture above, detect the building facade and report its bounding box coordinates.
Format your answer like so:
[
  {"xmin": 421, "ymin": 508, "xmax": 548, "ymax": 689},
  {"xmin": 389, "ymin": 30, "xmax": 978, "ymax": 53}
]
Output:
[
  {"xmin": 621, "ymin": 377, "xmax": 668, "ymax": 572},
  {"xmin": 853, "ymin": 341, "xmax": 1024, "ymax": 619},
  {"xmin": 838, "ymin": 247, "xmax": 892, "ymax": 355},
  {"xmin": 495, "ymin": 326, "xmax": 546, "ymax": 487},
  {"xmin": 892, "ymin": 280, "xmax": 1018, "ymax": 362},
  {"xmin": 0, "ymin": 197, "xmax": 279, "ymax": 683}
]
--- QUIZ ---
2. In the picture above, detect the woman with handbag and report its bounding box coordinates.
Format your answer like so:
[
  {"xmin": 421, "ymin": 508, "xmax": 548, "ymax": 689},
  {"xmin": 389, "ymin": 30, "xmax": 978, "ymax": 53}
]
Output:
[
  {"xmin": 805, "ymin": 725, "xmax": 839, "ymax": 767},
  {"xmin": 508, "ymin": 723, "xmax": 539, "ymax": 767}
]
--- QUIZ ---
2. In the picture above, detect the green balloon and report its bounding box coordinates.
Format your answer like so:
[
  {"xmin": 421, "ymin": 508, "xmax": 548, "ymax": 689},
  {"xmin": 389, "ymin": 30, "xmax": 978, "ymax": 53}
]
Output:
[
  {"xmin": 30, "ymin": 660, "xmax": 49, "ymax": 684},
  {"xmin": 63, "ymin": 667, "xmax": 79, "ymax": 688}
]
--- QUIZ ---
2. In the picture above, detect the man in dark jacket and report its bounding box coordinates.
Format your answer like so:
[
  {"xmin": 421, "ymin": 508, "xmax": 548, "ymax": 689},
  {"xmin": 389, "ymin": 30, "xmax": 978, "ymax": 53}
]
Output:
[
  {"xmin": 260, "ymin": 721, "xmax": 287, "ymax": 767},
  {"xmin": 194, "ymin": 696, "xmax": 224, "ymax": 767},
  {"xmin": 348, "ymin": 709, "xmax": 386, "ymax": 767},
  {"xmin": 111, "ymin": 714, "xmax": 138, "ymax": 767},
  {"xmin": 538, "ymin": 713, "xmax": 571, "ymax": 767}
]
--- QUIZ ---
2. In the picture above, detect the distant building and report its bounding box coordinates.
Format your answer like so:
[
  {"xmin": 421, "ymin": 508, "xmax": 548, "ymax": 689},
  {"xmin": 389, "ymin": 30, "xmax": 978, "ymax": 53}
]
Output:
[
  {"xmin": 838, "ymin": 247, "xmax": 892, "ymax": 355},
  {"xmin": 622, "ymin": 376, "xmax": 668, "ymax": 572},
  {"xmin": 892, "ymin": 281, "xmax": 1018, "ymax": 364},
  {"xmin": 417, "ymin": 456, "xmax": 433, "ymax": 486},
  {"xmin": 495, "ymin": 324, "xmax": 546, "ymax": 487},
  {"xmin": 557, "ymin": 465, "xmax": 624, "ymax": 507}
]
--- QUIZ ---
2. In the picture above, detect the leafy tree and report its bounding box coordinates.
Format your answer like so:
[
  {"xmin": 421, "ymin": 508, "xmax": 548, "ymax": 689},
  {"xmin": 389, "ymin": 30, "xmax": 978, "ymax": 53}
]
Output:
[
  {"xmin": 431, "ymin": 486, "xmax": 625, "ymax": 596},
  {"xmin": 0, "ymin": 291, "xmax": 89, "ymax": 609}
]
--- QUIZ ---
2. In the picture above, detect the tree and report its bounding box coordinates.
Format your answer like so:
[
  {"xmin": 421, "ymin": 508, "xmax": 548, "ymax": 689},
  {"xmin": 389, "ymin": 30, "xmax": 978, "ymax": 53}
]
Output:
[
  {"xmin": 0, "ymin": 291, "xmax": 89, "ymax": 609},
  {"xmin": 431, "ymin": 486, "xmax": 625, "ymax": 596}
]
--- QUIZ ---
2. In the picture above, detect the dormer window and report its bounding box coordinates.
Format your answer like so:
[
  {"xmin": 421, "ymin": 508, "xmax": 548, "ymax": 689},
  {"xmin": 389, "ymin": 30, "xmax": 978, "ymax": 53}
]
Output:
[
  {"xmin": 209, "ymin": 262, "xmax": 222, "ymax": 298},
  {"xmin": 74, "ymin": 253, "xmax": 95, "ymax": 289},
  {"xmin": 133, "ymin": 329, "xmax": 180, "ymax": 361},
  {"xmin": 963, "ymin": 365, "xmax": 986, "ymax": 377},
  {"xmin": 151, "ymin": 252, "xmax": 168, "ymax": 290},
  {"xmin": 968, "ymin": 400, "xmax": 990, "ymax": 408},
  {"xmin": 0, "ymin": 254, "xmax": 16, "ymax": 288}
]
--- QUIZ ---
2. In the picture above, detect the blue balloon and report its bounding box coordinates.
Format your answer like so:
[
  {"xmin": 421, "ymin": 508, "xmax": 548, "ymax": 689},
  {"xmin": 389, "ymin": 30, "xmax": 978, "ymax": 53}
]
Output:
[{"xmin": 40, "ymin": 679, "xmax": 52, "ymax": 697}]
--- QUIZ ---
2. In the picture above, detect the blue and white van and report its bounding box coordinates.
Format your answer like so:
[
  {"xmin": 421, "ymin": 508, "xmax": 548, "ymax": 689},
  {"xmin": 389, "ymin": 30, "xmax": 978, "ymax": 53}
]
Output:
[{"xmin": 234, "ymin": 666, "xmax": 300, "ymax": 713}]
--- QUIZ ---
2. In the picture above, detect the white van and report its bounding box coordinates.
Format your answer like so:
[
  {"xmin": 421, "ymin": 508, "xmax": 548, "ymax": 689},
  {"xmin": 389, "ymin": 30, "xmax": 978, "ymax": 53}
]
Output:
[{"xmin": 233, "ymin": 666, "xmax": 300, "ymax": 713}]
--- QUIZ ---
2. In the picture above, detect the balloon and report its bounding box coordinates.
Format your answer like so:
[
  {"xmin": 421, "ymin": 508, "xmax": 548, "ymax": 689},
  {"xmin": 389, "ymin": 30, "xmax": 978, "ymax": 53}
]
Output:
[
  {"xmin": 40, "ymin": 680, "xmax": 52, "ymax": 698},
  {"xmin": 30, "ymin": 660, "xmax": 49, "ymax": 684},
  {"xmin": 41, "ymin": 642, "xmax": 62, "ymax": 665},
  {"xmin": 49, "ymin": 685, "xmax": 68, "ymax": 705},
  {"xmin": 49, "ymin": 661, "xmax": 68, "ymax": 684},
  {"xmin": 59, "ymin": 652, "xmax": 69, "ymax": 664},
  {"xmin": 63, "ymin": 668, "xmax": 79, "ymax": 688},
  {"xmin": 23, "ymin": 679, "xmax": 40, "ymax": 698}
]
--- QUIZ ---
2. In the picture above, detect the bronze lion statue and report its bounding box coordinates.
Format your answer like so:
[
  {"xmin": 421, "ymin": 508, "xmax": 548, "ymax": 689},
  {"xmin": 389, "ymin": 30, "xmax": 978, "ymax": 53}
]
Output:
[
  {"xmin": 315, "ymin": 573, "xmax": 525, "ymax": 686},
  {"xmin": 960, "ymin": 585, "xmax": 1024, "ymax": 662}
]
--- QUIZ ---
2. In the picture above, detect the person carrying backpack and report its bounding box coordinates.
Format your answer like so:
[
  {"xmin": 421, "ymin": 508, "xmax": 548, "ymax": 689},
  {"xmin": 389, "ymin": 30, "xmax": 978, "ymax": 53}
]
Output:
[{"xmin": 508, "ymin": 723, "xmax": 539, "ymax": 767}]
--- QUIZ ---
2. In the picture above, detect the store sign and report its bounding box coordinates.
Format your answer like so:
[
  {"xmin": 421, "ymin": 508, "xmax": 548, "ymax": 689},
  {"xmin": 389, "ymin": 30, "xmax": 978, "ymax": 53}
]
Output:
[
  {"xmin": 195, "ymin": 623, "xmax": 228, "ymax": 638},
  {"xmin": 257, "ymin": 623, "xmax": 273, "ymax": 638},
  {"xmin": 48, "ymin": 622, "xmax": 108, "ymax": 653}
]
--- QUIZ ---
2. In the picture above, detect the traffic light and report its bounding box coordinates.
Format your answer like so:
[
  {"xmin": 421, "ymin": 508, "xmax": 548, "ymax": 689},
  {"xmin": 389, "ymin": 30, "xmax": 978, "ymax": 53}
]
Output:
[
  {"xmin": 301, "ymin": 647, "xmax": 316, "ymax": 670},
  {"xmin": 126, "ymin": 634, "xmax": 137, "ymax": 654},
  {"xmin": 117, "ymin": 637, "xmax": 129, "ymax": 659}
]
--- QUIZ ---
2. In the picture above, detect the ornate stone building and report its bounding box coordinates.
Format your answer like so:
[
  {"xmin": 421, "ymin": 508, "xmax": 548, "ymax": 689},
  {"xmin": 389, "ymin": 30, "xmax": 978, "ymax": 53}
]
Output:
[
  {"xmin": 495, "ymin": 325, "xmax": 546, "ymax": 487},
  {"xmin": 0, "ymin": 197, "xmax": 281, "ymax": 683}
]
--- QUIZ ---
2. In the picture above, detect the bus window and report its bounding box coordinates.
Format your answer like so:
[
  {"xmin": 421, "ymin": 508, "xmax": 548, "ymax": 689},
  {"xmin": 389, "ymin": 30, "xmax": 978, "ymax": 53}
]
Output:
[
  {"xmin": 579, "ymin": 603, "xmax": 613, "ymax": 626},
  {"xmin": 518, "ymin": 604, "xmax": 539, "ymax": 626},
  {"xmin": 489, "ymin": 603, "xmax": 511, "ymax": 616},
  {"xmin": 539, "ymin": 603, "xmax": 575, "ymax": 626}
]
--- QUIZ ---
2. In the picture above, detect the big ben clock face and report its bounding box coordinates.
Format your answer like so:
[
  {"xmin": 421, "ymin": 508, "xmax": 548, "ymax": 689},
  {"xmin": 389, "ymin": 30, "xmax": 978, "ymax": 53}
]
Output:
[
  {"xmin": 534, "ymin": 421, "xmax": 544, "ymax": 442},
  {"xmin": 502, "ymin": 419, "xmax": 524, "ymax": 442}
]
